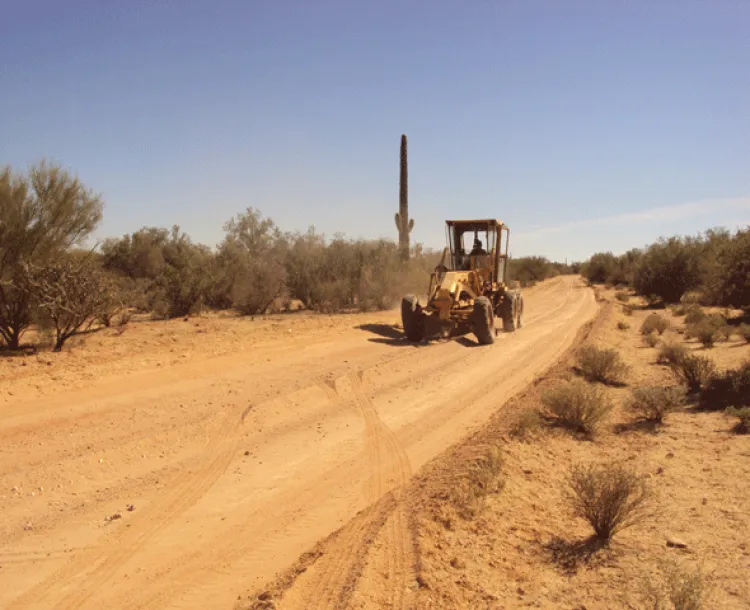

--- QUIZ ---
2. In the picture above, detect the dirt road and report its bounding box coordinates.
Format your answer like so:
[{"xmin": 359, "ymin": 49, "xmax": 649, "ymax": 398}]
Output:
[{"xmin": 0, "ymin": 276, "xmax": 596, "ymax": 610}]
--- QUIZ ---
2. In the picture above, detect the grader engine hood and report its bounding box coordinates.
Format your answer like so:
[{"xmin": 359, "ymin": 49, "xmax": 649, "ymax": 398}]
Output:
[{"xmin": 431, "ymin": 270, "xmax": 479, "ymax": 320}]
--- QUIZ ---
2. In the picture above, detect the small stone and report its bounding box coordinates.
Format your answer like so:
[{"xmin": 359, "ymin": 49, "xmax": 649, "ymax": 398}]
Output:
[
  {"xmin": 666, "ymin": 452, "xmax": 675, "ymax": 459},
  {"xmin": 23, "ymin": 523, "xmax": 32, "ymax": 531},
  {"xmin": 702, "ymin": 498, "xmax": 708, "ymax": 505},
  {"xmin": 106, "ymin": 512, "xmax": 123, "ymax": 521},
  {"xmin": 11, "ymin": 486, "xmax": 19, "ymax": 493},
  {"xmin": 666, "ymin": 536, "xmax": 688, "ymax": 549},
  {"xmin": 656, "ymin": 466, "xmax": 664, "ymax": 475},
  {"xmin": 126, "ymin": 504, "xmax": 135, "ymax": 512},
  {"xmin": 244, "ymin": 451, "xmax": 250, "ymax": 456}
]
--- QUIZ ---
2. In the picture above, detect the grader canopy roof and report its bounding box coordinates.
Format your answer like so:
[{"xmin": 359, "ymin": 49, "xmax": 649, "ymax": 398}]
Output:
[{"xmin": 445, "ymin": 219, "xmax": 504, "ymax": 231}]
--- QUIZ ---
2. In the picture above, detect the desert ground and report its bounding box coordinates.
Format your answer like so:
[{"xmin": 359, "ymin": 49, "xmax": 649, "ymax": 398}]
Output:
[
  {"xmin": 2, "ymin": 276, "xmax": 747, "ymax": 610},
  {"xmin": 1, "ymin": 276, "xmax": 593, "ymax": 609}
]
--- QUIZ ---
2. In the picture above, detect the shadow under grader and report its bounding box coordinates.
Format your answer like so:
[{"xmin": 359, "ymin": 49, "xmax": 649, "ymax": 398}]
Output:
[{"xmin": 355, "ymin": 322, "xmax": 485, "ymax": 348}]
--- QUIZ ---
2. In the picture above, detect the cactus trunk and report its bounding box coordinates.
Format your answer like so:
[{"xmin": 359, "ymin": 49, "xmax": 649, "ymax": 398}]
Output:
[{"xmin": 395, "ymin": 134, "xmax": 414, "ymax": 262}]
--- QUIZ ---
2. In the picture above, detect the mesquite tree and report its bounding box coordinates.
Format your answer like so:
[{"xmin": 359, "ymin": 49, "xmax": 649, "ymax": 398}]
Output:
[
  {"xmin": 394, "ymin": 134, "xmax": 414, "ymax": 262},
  {"xmin": 0, "ymin": 162, "xmax": 103, "ymax": 348},
  {"xmin": 23, "ymin": 258, "xmax": 114, "ymax": 351}
]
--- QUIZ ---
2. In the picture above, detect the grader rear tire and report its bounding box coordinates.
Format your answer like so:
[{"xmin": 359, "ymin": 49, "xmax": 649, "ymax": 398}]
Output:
[
  {"xmin": 401, "ymin": 295, "xmax": 424, "ymax": 342},
  {"xmin": 473, "ymin": 297, "xmax": 495, "ymax": 345}
]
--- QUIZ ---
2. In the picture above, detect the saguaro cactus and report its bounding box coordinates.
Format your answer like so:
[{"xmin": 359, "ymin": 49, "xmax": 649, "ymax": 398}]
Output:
[{"xmin": 395, "ymin": 134, "xmax": 414, "ymax": 261}]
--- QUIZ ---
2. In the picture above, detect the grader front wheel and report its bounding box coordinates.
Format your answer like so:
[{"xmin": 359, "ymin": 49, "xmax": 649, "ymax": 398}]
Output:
[
  {"xmin": 401, "ymin": 295, "xmax": 425, "ymax": 342},
  {"xmin": 473, "ymin": 297, "xmax": 495, "ymax": 345}
]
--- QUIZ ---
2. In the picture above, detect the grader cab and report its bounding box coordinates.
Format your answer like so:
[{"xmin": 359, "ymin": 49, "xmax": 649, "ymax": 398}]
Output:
[{"xmin": 401, "ymin": 219, "xmax": 523, "ymax": 345}]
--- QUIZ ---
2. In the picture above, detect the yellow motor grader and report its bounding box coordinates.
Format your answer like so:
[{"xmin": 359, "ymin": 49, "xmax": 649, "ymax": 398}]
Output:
[{"xmin": 401, "ymin": 219, "xmax": 523, "ymax": 345}]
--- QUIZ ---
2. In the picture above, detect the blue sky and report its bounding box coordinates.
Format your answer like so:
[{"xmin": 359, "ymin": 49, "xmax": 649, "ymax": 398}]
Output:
[{"xmin": 2, "ymin": 1, "xmax": 749, "ymax": 261}]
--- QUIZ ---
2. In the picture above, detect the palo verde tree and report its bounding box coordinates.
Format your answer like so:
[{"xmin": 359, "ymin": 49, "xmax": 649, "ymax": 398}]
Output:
[{"xmin": 0, "ymin": 162, "xmax": 103, "ymax": 349}]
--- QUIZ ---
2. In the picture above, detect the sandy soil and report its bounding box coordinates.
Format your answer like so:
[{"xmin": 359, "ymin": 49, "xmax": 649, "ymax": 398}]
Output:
[
  {"xmin": 344, "ymin": 289, "xmax": 748, "ymax": 610},
  {"xmin": 0, "ymin": 275, "xmax": 596, "ymax": 610}
]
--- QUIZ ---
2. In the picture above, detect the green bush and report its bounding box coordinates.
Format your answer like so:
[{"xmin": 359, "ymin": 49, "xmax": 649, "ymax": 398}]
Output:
[
  {"xmin": 700, "ymin": 362, "xmax": 750, "ymax": 410},
  {"xmin": 576, "ymin": 346, "xmax": 629, "ymax": 384},
  {"xmin": 627, "ymin": 386, "xmax": 685, "ymax": 424},
  {"xmin": 687, "ymin": 318, "xmax": 721, "ymax": 348},
  {"xmin": 684, "ymin": 306, "xmax": 706, "ymax": 325},
  {"xmin": 670, "ymin": 355, "xmax": 716, "ymax": 394},
  {"xmin": 541, "ymin": 379, "xmax": 613, "ymax": 434},
  {"xmin": 726, "ymin": 407, "xmax": 750, "ymax": 434},
  {"xmin": 641, "ymin": 313, "xmax": 670, "ymax": 335},
  {"xmin": 615, "ymin": 291, "xmax": 630, "ymax": 303},
  {"xmin": 633, "ymin": 236, "xmax": 702, "ymax": 304}
]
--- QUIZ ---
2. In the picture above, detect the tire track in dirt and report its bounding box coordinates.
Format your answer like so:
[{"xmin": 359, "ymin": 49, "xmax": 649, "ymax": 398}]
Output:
[
  {"xmin": 7, "ymin": 406, "xmax": 244, "ymax": 610},
  {"xmin": 285, "ymin": 371, "xmax": 414, "ymax": 610}
]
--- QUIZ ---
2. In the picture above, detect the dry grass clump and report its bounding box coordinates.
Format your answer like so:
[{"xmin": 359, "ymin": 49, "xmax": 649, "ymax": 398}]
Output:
[
  {"xmin": 617, "ymin": 321, "xmax": 630, "ymax": 331},
  {"xmin": 615, "ymin": 291, "xmax": 630, "ymax": 303},
  {"xmin": 509, "ymin": 408, "xmax": 543, "ymax": 440},
  {"xmin": 738, "ymin": 324, "xmax": 750, "ymax": 344},
  {"xmin": 725, "ymin": 407, "xmax": 750, "ymax": 434},
  {"xmin": 627, "ymin": 386, "xmax": 685, "ymax": 424},
  {"xmin": 541, "ymin": 379, "xmax": 613, "ymax": 435},
  {"xmin": 643, "ymin": 333, "xmax": 660, "ymax": 348},
  {"xmin": 566, "ymin": 462, "xmax": 651, "ymax": 541},
  {"xmin": 639, "ymin": 560, "xmax": 706, "ymax": 610},
  {"xmin": 656, "ymin": 340, "xmax": 689, "ymax": 366},
  {"xmin": 576, "ymin": 345, "xmax": 629, "ymax": 385},
  {"xmin": 452, "ymin": 446, "xmax": 504, "ymax": 519}
]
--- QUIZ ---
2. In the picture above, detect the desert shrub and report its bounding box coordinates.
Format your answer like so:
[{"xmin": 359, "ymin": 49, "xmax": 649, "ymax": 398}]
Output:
[
  {"xmin": 627, "ymin": 386, "xmax": 685, "ymax": 424},
  {"xmin": 215, "ymin": 208, "xmax": 289, "ymax": 315},
  {"xmin": 22, "ymin": 257, "xmax": 114, "ymax": 351},
  {"xmin": 657, "ymin": 341, "xmax": 689, "ymax": 366},
  {"xmin": 643, "ymin": 333, "xmax": 660, "ymax": 348},
  {"xmin": 739, "ymin": 324, "xmax": 750, "ymax": 344},
  {"xmin": 576, "ymin": 346, "xmax": 629, "ymax": 384},
  {"xmin": 623, "ymin": 305, "xmax": 634, "ymax": 316},
  {"xmin": 633, "ymin": 236, "xmax": 702, "ymax": 304},
  {"xmin": 641, "ymin": 313, "xmax": 670, "ymax": 335},
  {"xmin": 615, "ymin": 291, "xmax": 630, "ymax": 303},
  {"xmin": 566, "ymin": 462, "xmax": 650, "ymax": 541},
  {"xmin": 716, "ymin": 324, "xmax": 733, "ymax": 342},
  {"xmin": 670, "ymin": 303, "xmax": 687, "ymax": 317},
  {"xmin": 507, "ymin": 256, "xmax": 554, "ymax": 286},
  {"xmin": 726, "ymin": 407, "xmax": 750, "ymax": 434},
  {"xmin": 509, "ymin": 408, "xmax": 543, "ymax": 440},
  {"xmin": 582, "ymin": 252, "xmax": 619, "ymax": 284},
  {"xmin": 699, "ymin": 362, "xmax": 750, "ymax": 410},
  {"xmin": 670, "ymin": 355, "xmax": 716, "ymax": 394},
  {"xmin": 452, "ymin": 446, "xmax": 503, "ymax": 519},
  {"xmin": 701, "ymin": 226, "xmax": 750, "ymax": 309},
  {"xmin": 617, "ymin": 321, "xmax": 630, "ymax": 331},
  {"xmin": 541, "ymin": 379, "xmax": 613, "ymax": 434},
  {"xmin": 0, "ymin": 162, "xmax": 103, "ymax": 349},
  {"xmin": 687, "ymin": 319, "xmax": 720, "ymax": 348},
  {"xmin": 684, "ymin": 306, "xmax": 706, "ymax": 326}
]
